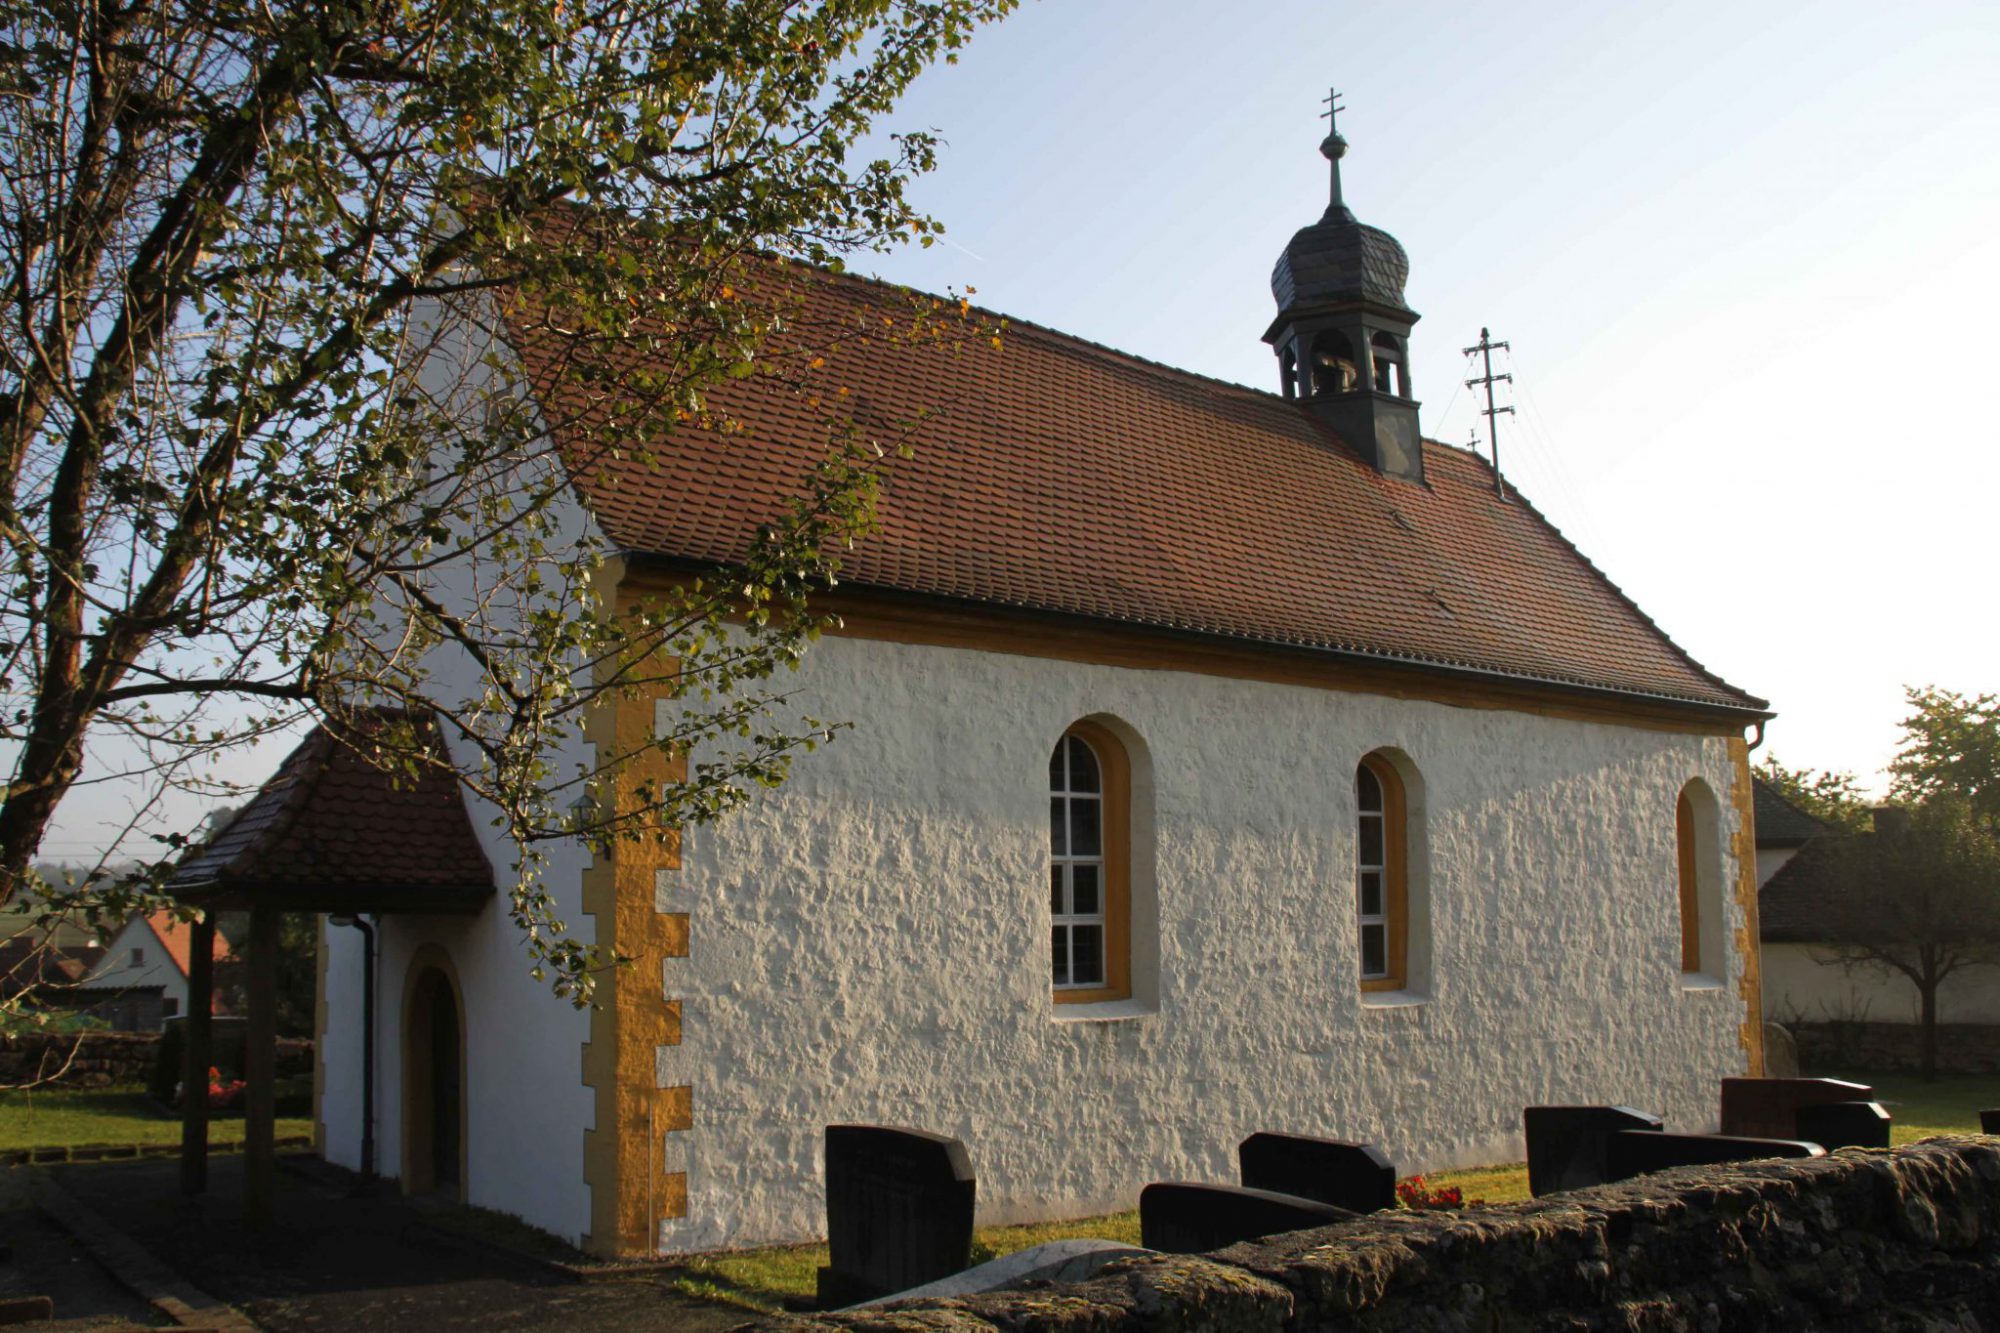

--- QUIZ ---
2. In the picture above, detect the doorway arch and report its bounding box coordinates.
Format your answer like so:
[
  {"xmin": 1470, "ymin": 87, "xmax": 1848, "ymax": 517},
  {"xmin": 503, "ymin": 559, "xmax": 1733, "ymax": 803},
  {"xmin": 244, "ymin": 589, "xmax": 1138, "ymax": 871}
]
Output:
[{"xmin": 401, "ymin": 944, "xmax": 467, "ymax": 1199}]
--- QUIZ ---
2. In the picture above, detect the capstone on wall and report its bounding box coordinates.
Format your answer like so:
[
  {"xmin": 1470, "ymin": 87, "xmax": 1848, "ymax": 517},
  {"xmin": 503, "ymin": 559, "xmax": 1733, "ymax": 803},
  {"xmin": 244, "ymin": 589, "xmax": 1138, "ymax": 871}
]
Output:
[{"xmin": 663, "ymin": 632, "xmax": 1753, "ymax": 1252}]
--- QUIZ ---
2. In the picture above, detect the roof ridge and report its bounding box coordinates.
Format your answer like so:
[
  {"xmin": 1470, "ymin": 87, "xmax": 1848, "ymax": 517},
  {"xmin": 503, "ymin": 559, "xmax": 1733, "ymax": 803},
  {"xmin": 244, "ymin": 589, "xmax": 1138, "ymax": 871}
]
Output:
[
  {"xmin": 822, "ymin": 261, "xmax": 1284, "ymax": 407},
  {"xmin": 1751, "ymin": 774, "xmax": 1834, "ymax": 832}
]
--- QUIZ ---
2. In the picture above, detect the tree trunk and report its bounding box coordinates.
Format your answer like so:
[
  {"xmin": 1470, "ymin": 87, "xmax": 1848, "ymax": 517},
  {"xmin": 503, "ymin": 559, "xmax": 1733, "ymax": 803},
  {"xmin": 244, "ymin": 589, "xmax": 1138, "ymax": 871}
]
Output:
[
  {"xmin": 245, "ymin": 903, "xmax": 278, "ymax": 1226},
  {"xmin": 1920, "ymin": 981, "xmax": 1939, "ymax": 1082},
  {"xmin": 179, "ymin": 912, "xmax": 215, "ymax": 1195}
]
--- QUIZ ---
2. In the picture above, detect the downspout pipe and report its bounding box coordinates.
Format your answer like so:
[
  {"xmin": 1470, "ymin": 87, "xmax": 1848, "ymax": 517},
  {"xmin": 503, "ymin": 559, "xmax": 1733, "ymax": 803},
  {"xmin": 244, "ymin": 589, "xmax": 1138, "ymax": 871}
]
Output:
[{"xmin": 331, "ymin": 914, "xmax": 377, "ymax": 1192}]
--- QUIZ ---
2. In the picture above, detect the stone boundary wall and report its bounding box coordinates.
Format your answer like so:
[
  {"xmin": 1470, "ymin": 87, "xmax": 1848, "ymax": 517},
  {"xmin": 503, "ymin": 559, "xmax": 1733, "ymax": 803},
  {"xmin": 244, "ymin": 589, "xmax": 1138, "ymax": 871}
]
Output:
[
  {"xmin": 0, "ymin": 1031, "xmax": 312, "ymax": 1087},
  {"xmin": 1795, "ymin": 1019, "xmax": 2000, "ymax": 1074},
  {"xmin": 775, "ymin": 1139, "xmax": 2000, "ymax": 1332},
  {"xmin": 0, "ymin": 1032, "xmax": 162, "ymax": 1086}
]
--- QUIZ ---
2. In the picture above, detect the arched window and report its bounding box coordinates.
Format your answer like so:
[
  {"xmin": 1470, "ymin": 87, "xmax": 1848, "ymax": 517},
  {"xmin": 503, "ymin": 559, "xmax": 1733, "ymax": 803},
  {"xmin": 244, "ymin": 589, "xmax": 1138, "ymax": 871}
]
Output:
[
  {"xmin": 1050, "ymin": 722, "xmax": 1130, "ymax": 1003},
  {"xmin": 1676, "ymin": 780, "xmax": 1724, "ymax": 977},
  {"xmin": 1356, "ymin": 754, "xmax": 1408, "ymax": 990},
  {"xmin": 1370, "ymin": 332, "xmax": 1406, "ymax": 397},
  {"xmin": 1279, "ymin": 345, "xmax": 1299, "ymax": 401},
  {"xmin": 1676, "ymin": 789, "xmax": 1699, "ymax": 972},
  {"xmin": 1310, "ymin": 330, "xmax": 1361, "ymax": 397}
]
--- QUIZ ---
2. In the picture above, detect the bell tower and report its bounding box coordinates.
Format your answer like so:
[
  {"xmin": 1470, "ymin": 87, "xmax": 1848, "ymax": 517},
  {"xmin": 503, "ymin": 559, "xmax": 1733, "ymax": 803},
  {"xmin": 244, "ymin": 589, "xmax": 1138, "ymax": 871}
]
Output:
[{"xmin": 1264, "ymin": 92, "xmax": 1424, "ymax": 483}]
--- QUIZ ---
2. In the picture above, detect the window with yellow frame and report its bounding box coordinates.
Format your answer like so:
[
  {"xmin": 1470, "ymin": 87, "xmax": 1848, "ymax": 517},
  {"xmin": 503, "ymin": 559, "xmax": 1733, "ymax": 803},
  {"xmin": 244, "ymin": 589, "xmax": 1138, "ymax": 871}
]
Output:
[
  {"xmin": 1049, "ymin": 721, "xmax": 1131, "ymax": 1003},
  {"xmin": 1356, "ymin": 753, "xmax": 1409, "ymax": 991}
]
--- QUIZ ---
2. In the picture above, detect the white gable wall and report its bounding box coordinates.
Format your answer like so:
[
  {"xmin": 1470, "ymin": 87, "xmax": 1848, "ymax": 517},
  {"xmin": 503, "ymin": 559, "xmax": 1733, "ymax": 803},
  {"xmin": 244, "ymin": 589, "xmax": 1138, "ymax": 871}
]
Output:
[
  {"xmin": 661, "ymin": 631, "xmax": 1752, "ymax": 1251},
  {"xmin": 316, "ymin": 288, "xmax": 598, "ymax": 1244},
  {"xmin": 86, "ymin": 917, "xmax": 188, "ymax": 1015}
]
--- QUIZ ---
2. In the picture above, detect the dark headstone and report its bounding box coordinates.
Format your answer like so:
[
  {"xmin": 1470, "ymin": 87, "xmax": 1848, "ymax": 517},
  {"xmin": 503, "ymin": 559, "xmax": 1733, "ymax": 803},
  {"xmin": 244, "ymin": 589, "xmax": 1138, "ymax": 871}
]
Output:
[
  {"xmin": 1605, "ymin": 1129, "xmax": 1823, "ymax": 1182},
  {"xmin": 1238, "ymin": 1133, "xmax": 1396, "ymax": 1214},
  {"xmin": 1523, "ymin": 1106, "xmax": 1664, "ymax": 1197},
  {"xmin": 1795, "ymin": 1100, "xmax": 1891, "ymax": 1151},
  {"xmin": 1982, "ymin": 1109, "xmax": 2000, "ymax": 1135},
  {"xmin": 1719, "ymin": 1077, "xmax": 1872, "ymax": 1140},
  {"xmin": 0, "ymin": 1297, "xmax": 54, "ymax": 1324},
  {"xmin": 1139, "ymin": 1182, "xmax": 1354, "ymax": 1254},
  {"xmin": 816, "ymin": 1125, "xmax": 975, "ymax": 1308}
]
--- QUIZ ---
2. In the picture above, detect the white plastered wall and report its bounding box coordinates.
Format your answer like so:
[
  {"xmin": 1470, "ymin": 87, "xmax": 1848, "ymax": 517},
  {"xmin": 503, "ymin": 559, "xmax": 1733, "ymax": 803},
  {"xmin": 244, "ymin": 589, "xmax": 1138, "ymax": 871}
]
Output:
[
  {"xmin": 659, "ymin": 632, "xmax": 1754, "ymax": 1252},
  {"xmin": 1763, "ymin": 941, "xmax": 2000, "ymax": 1026},
  {"xmin": 316, "ymin": 287, "xmax": 597, "ymax": 1244}
]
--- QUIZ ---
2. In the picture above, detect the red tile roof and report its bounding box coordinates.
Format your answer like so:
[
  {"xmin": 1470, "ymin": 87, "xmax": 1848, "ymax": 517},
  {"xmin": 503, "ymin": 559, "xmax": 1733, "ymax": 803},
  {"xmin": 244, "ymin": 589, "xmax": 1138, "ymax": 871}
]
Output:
[
  {"xmin": 504, "ymin": 253, "xmax": 1764, "ymax": 716},
  {"xmin": 139, "ymin": 911, "xmax": 235, "ymax": 979},
  {"xmin": 169, "ymin": 711, "xmax": 494, "ymax": 911}
]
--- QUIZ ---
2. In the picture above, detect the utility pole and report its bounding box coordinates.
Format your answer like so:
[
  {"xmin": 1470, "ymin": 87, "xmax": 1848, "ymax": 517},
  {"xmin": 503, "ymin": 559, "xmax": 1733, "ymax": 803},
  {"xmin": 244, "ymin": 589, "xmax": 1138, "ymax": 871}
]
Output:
[{"xmin": 1464, "ymin": 328, "xmax": 1514, "ymax": 500}]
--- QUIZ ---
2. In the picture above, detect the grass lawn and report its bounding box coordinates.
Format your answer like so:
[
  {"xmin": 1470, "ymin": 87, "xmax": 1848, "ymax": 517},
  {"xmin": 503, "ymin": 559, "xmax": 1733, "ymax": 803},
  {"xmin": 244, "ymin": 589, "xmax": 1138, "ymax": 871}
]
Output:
[
  {"xmin": 0, "ymin": 1084, "xmax": 312, "ymax": 1151},
  {"xmin": 1815, "ymin": 1067, "xmax": 2000, "ymax": 1144}
]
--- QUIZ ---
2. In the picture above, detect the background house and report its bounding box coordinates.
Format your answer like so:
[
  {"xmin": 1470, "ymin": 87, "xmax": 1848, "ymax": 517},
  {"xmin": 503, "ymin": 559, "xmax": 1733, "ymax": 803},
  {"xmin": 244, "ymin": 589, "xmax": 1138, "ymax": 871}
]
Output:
[
  {"xmin": 1762, "ymin": 808, "xmax": 2000, "ymax": 1033},
  {"xmin": 71, "ymin": 911, "xmax": 232, "ymax": 1032}
]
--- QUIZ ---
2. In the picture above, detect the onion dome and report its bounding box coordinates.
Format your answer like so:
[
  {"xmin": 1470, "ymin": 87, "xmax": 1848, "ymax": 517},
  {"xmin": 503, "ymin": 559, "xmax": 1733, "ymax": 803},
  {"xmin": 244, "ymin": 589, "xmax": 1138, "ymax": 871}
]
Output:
[{"xmin": 1270, "ymin": 123, "xmax": 1412, "ymax": 315}]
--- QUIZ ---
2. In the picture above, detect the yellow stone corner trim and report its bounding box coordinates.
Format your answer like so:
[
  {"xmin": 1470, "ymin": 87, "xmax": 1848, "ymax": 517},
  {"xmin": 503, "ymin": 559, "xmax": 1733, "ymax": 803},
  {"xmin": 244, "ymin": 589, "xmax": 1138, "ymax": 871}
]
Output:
[
  {"xmin": 581, "ymin": 563, "xmax": 693, "ymax": 1257},
  {"xmin": 1728, "ymin": 736, "xmax": 1767, "ymax": 1075}
]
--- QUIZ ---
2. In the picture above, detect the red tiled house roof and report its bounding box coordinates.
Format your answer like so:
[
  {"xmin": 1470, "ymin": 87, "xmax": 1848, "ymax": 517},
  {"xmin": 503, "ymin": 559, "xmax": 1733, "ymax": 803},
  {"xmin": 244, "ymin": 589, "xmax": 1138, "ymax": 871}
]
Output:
[
  {"xmin": 501, "ymin": 250, "xmax": 1765, "ymax": 718},
  {"xmin": 139, "ymin": 910, "xmax": 235, "ymax": 978}
]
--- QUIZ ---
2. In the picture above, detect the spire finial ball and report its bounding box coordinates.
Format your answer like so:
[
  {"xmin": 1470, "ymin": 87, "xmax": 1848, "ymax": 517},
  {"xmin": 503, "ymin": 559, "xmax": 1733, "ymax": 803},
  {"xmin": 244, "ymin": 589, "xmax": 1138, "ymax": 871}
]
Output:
[{"xmin": 1320, "ymin": 133, "xmax": 1347, "ymax": 163}]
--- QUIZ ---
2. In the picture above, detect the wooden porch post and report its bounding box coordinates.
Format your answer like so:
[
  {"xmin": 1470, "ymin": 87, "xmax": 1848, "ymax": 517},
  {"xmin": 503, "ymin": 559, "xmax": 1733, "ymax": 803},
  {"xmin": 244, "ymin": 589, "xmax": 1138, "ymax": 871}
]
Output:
[
  {"xmin": 245, "ymin": 903, "xmax": 278, "ymax": 1226},
  {"xmin": 178, "ymin": 911, "xmax": 215, "ymax": 1195}
]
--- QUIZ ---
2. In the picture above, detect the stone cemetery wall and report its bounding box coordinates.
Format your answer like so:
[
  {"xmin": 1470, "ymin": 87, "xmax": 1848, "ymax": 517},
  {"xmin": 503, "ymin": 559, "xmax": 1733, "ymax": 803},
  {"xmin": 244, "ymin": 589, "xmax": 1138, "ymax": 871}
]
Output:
[
  {"xmin": 0, "ymin": 1030, "xmax": 313, "ymax": 1089},
  {"xmin": 0, "ymin": 1031, "xmax": 162, "ymax": 1086},
  {"xmin": 774, "ymin": 1138, "xmax": 2000, "ymax": 1332},
  {"xmin": 1795, "ymin": 1019, "xmax": 2000, "ymax": 1074}
]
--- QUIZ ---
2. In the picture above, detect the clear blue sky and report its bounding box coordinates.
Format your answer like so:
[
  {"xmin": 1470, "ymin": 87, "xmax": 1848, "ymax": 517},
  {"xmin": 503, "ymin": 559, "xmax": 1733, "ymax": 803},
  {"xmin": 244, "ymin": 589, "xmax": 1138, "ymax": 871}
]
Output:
[
  {"xmin": 34, "ymin": 0, "xmax": 1998, "ymax": 858},
  {"xmin": 855, "ymin": 0, "xmax": 2000, "ymax": 793}
]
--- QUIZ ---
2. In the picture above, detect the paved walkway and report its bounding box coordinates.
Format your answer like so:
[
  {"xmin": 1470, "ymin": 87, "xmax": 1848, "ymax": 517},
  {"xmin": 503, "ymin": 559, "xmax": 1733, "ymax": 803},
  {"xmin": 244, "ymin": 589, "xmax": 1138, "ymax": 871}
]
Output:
[
  {"xmin": 0, "ymin": 1166, "xmax": 170, "ymax": 1329},
  {"xmin": 31, "ymin": 1156, "xmax": 751, "ymax": 1331}
]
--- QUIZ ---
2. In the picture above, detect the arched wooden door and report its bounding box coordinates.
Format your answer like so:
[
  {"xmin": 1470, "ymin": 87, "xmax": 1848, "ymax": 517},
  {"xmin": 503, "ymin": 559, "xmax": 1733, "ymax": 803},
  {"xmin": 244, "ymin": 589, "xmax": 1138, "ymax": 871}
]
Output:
[{"xmin": 402, "ymin": 949, "xmax": 466, "ymax": 1199}]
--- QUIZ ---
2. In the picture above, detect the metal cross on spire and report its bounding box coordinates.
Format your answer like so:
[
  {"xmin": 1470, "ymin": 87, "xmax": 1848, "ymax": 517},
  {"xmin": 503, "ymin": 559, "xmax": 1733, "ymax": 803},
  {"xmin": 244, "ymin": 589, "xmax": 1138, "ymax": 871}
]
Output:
[
  {"xmin": 1320, "ymin": 87, "xmax": 1345, "ymax": 133},
  {"xmin": 1318, "ymin": 87, "xmax": 1352, "ymax": 219}
]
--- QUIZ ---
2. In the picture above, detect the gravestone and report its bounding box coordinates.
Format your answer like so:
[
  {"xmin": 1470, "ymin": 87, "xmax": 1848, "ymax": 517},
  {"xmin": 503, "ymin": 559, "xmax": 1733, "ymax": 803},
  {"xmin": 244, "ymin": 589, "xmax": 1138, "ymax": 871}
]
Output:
[
  {"xmin": 1762, "ymin": 1022, "xmax": 1801, "ymax": 1079},
  {"xmin": 1605, "ymin": 1129, "xmax": 1823, "ymax": 1182},
  {"xmin": 1138, "ymin": 1182, "xmax": 1354, "ymax": 1254},
  {"xmin": 1795, "ymin": 1100, "xmax": 1891, "ymax": 1151},
  {"xmin": 816, "ymin": 1125, "xmax": 976, "ymax": 1308},
  {"xmin": 1238, "ymin": 1133, "xmax": 1396, "ymax": 1214},
  {"xmin": 1523, "ymin": 1106, "xmax": 1664, "ymax": 1197},
  {"xmin": 1982, "ymin": 1109, "xmax": 2000, "ymax": 1135},
  {"xmin": 1719, "ymin": 1077, "xmax": 1872, "ymax": 1140}
]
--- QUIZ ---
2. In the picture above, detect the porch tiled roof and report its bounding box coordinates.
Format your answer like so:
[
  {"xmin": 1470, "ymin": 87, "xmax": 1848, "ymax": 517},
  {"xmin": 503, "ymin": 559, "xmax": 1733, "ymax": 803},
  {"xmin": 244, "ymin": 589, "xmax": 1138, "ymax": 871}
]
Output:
[{"xmin": 169, "ymin": 712, "xmax": 493, "ymax": 911}]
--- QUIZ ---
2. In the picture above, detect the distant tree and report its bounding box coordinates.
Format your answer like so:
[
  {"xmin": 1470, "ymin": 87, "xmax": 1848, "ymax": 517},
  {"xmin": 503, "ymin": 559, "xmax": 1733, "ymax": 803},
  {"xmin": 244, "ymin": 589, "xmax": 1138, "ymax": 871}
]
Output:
[
  {"xmin": 1813, "ymin": 798, "xmax": 2000, "ymax": 1080},
  {"xmin": 1756, "ymin": 754, "xmax": 1872, "ymax": 833},
  {"xmin": 1891, "ymin": 687, "xmax": 2000, "ymax": 825}
]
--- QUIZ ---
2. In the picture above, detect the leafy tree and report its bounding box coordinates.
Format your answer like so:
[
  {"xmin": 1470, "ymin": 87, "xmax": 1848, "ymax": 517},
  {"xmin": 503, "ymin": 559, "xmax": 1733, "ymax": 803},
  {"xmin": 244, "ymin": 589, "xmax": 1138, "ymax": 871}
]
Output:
[
  {"xmin": 1756, "ymin": 754, "xmax": 1872, "ymax": 833},
  {"xmin": 1891, "ymin": 687, "xmax": 2000, "ymax": 825},
  {"xmin": 0, "ymin": 0, "xmax": 1016, "ymax": 1011},
  {"xmin": 1813, "ymin": 797, "xmax": 2000, "ymax": 1080}
]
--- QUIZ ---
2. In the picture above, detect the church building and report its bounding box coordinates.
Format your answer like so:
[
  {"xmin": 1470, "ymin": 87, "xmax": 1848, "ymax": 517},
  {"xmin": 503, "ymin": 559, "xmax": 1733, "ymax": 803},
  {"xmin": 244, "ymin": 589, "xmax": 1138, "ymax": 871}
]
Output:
[{"xmin": 194, "ymin": 114, "xmax": 1770, "ymax": 1256}]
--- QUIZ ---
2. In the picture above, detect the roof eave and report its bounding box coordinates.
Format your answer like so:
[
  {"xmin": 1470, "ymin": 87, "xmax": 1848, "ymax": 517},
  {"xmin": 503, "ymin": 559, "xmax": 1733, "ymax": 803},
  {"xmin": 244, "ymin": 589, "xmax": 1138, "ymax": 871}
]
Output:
[{"xmin": 618, "ymin": 553, "xmax": 1774, "ymax": 726}]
